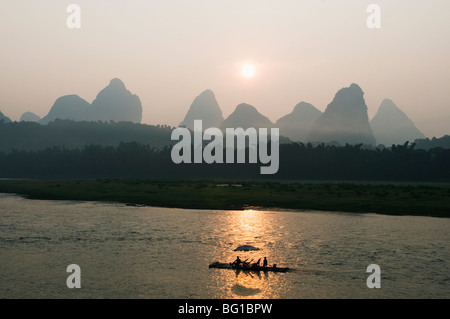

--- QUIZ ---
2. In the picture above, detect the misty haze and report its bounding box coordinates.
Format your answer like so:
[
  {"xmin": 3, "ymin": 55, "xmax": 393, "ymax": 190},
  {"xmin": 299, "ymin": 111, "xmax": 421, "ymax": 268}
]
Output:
[{"xmin": 0, "ymin": 1, "xmax": 449, "ymax": 304}]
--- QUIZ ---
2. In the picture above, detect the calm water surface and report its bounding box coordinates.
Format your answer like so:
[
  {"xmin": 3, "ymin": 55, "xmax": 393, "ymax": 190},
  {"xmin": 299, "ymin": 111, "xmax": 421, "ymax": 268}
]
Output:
[{"xmin": 0, "ymin": 193, "xmax": 448, "ymax": 298}]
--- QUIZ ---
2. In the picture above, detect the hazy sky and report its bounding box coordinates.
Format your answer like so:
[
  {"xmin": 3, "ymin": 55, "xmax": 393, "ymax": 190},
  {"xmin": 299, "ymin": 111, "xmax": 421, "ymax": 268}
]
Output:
[{"xmin": 1, "ymin": 0, "xmax": 449, "ymax": 137}]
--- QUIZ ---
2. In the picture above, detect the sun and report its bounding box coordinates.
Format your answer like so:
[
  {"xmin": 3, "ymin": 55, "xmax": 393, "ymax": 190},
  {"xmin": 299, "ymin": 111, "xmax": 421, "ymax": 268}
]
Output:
[{"xmin": 241, "ymin": 63, "xmax": 256, "ymax": 78}]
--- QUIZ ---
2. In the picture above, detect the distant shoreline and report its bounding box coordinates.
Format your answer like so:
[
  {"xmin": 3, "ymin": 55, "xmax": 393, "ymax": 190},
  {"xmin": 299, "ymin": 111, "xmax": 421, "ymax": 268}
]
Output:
[{"xmin": 0, "ymin": 179, "xmax": 449, "ymax": 218}]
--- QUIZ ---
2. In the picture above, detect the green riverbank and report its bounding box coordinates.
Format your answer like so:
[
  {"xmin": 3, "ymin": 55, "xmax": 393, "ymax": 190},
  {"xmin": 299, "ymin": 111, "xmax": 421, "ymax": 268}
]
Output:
[{"xmin": 0, "ymin": 179, "xmax": 449, "ymax": 217}]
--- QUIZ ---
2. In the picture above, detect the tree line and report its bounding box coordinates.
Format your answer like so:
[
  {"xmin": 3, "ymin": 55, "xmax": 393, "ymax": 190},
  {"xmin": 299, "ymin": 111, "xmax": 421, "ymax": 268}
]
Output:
[{"xmin": 0, "ymin": 141, "xmax": 449, "ymax": 181}]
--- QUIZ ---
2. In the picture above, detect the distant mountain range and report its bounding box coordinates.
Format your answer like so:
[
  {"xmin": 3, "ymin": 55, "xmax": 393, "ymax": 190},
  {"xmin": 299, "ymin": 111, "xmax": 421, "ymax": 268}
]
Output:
[
  {"xmin": 370, "ymin": 98, "xmax": 425, "ymax": 146},
  {"xmin": 39, "ymin": 78, "xmax": 142, "ymax": 124},
  {"xmin": 40, "ymin": 95, "xmax": 91, "ymax": 124},
  {"xmin": 220, "ymin": 103, "xmax": 273, "ymax": 130},
  {"xmin": 180, "ymin": 83, "xmax": 426, "ymax": 146},
  {"xmin": 19, "ymin": 112, "xmax": 40, "ymax": 122},
  {"xmin": 276, "ymin": 102, "xmax": 321, "ymax": 143},
  {"xmin": 2, "ymin": 79, "xmax": 433, "ymax": 146},
  {"xmin": 308, "ymin": 83, "xmax": 376, "ymax": 145},
  {"xmin": 179, "ymin": 89, "xmax": 224, "ymax": 130}
]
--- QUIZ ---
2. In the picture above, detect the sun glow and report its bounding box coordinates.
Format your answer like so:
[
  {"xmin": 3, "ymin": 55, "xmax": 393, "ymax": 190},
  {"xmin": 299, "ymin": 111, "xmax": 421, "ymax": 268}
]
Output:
[{"xmin": 241, "ymin": 63, "xmax": 256, "ymax": 78}]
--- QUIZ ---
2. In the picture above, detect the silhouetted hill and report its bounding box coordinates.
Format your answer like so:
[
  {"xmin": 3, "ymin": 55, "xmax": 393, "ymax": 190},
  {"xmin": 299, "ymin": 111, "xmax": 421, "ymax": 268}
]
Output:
[
  {"xmin": 40, "ymin": 79, "xmax": 142, "ymax": 124},
  {"xmin": 0, "ymin": 110, "xmax": 12, "ymax": 123},
  {"xmin": 40, "ymin": 95, "xmax": 90, "ymax": 124},
  {"xmin": 220, "ymin": 103, "xmax": 273, "ymax": 130},
  {"xmin": 308, "ymin": 84, "xmax": 376, "ymax": 145},
  {"xmin": 20, "ymin": 112, "xmax": 41, "ymax": 122},
  {"xmin": 276, "ymin": 102, "xmax": 321, "ymax": 142},
  {"xmin": 89, "ymin": 78, "xmax": 142, "ymax": 123},
  {"xmin": 0, "ymin": 120, "xmax": 173, "ymax": 153},
  {"xmin": 371, "ymin": 99, "xmax": 425, "ymax": 146},
  {"xmin": 180, "ymin": 89, "xmax": 224, "ymax": 130}
]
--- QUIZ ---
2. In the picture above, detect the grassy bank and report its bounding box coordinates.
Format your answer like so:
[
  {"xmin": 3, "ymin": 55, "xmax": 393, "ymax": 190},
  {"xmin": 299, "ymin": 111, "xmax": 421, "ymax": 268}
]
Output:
[{"xmin": 0, "ymin": 179, "xmax": 449, "ymax": 217}]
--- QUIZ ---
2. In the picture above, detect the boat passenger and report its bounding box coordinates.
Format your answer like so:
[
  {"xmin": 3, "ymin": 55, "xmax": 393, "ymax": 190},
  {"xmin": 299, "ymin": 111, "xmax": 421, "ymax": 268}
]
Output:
[
  {"xmin": 242, "ymin": 259, "xmax": 251, "ymax": 268},
  {"xmin": 251, "ymin": 258, "xmax": 261, "ymax": 268},
  {"xmin": 263, "ymin": 257, "xmax": 268, "ymax": 268},
  {"xmin": 233, "ymin": 256, "xmax": 242, "ymax": 266}
]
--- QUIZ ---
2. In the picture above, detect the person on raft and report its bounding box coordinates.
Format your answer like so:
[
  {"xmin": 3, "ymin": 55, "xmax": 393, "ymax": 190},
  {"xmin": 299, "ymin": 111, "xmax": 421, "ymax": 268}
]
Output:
[{"xmin": 232, "ymin": 256, "xmax": 242, "ymax": 266}]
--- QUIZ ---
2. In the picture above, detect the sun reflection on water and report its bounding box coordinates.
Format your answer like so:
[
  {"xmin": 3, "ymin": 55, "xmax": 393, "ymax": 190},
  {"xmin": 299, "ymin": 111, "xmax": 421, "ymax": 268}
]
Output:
[{"xmin": 208, "ymin": 209, "xmax": 292, "ymax": 299}]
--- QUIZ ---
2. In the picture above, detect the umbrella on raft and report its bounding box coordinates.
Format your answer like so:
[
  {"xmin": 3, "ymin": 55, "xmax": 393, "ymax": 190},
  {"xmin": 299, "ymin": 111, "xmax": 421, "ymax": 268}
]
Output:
[{"xmin": 234, "ymin": 245, "xmax": 260, "ymax": 251}]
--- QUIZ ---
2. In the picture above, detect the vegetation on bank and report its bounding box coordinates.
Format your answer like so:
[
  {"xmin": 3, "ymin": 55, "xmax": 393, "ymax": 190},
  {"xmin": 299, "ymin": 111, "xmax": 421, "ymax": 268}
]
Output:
[
  {"xmin": 1, "ymin": 121, "xmax": 449, "ymax": 217},
  {"xmin": 0, "ymin": 141, "xmax": 449, "ymax": 182},
  {"xmin": 0, "ymin": 179, "xmax": 449, "ymax": 218}
]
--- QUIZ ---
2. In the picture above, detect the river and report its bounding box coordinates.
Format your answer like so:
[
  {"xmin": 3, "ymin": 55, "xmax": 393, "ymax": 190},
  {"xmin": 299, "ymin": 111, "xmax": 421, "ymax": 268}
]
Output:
[{"xmin": 0, "ymin": 193, "xmax": 448, "ymax": 298}]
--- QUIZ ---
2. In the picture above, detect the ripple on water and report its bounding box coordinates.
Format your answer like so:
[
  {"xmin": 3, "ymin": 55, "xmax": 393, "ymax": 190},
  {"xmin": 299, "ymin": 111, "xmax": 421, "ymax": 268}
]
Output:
[{"xmin": 0, "ymin": 193, "xmax": 449, "ymax": 298}]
